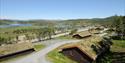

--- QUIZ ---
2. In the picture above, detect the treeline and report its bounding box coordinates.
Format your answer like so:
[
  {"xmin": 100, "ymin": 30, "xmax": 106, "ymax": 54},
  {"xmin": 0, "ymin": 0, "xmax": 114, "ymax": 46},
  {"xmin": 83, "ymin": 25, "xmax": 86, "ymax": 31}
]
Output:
[
  {"xmin": 0, "ymin": 19, "xmax": 15, "ymax": 25},
  {"xmin": 0, "ymin": 26, "xmax": 58, "ymax": 45},
  {"xmin": 110, "ymin": 15, "xmax": 125, "ymax": 35},
  {"xmin": 0, "ymin": 15, "xmax": 125, "ymax": 45}
]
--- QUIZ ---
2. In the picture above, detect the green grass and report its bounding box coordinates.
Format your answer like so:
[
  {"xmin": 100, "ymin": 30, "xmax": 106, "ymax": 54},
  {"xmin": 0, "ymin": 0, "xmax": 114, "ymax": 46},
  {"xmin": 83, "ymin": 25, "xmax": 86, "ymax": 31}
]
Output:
[
  {"xmin": 47, "ymin": 49, "xmax": 77, "ymax": 63},
  {"xmin": 56, "ymin": 35, "xmax": 74, "ymax": 40},
  {"xmin": 111, "ymin": 40, "xmax": 125, "ymax": 52},
  {"xmin": 112, "ymin": 40, "xmax": 125, "ymax": 47},
  {"xmin": 33, "ymin": 44, "xmax": 45, "ymax": 51}
]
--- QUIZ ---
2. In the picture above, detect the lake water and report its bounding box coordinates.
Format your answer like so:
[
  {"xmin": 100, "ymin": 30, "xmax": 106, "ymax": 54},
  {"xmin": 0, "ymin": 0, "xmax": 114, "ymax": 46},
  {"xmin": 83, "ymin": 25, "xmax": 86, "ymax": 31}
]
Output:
[{"xmin": 0, "ymin": 24, "xmax": 32, "ymax": 28}]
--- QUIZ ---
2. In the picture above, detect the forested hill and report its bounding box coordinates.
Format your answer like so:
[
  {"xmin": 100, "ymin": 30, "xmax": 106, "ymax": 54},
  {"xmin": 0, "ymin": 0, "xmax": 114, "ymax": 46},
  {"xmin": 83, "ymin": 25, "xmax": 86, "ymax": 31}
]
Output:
[
  {"xmin": 0, "ymin": 15, "xmax": 124, "ymax": 26},
  {"xmin": 0, "ymin": 19, "xmax": 16, "ymax": 25}
]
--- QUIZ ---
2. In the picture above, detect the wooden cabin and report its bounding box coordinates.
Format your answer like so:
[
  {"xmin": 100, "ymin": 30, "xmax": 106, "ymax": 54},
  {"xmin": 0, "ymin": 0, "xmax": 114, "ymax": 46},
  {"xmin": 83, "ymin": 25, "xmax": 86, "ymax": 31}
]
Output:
[
  {"xmin": 91, "ymin": 29, "xmax": 100, "ymax": 34},
  {"xmin": 59, "ymin": 36, "xmax": 112, "ymax": 63},
  {"xmin": 61, "ymin": 47, "xmax": 93, "ymax": 63},
  {"xmin": 0, "ymin": 42, "xmax": 34, "ymax": 58},
  {"xmin": 72, "ymin": 31, "xmax": 91, "ymax": 39}
]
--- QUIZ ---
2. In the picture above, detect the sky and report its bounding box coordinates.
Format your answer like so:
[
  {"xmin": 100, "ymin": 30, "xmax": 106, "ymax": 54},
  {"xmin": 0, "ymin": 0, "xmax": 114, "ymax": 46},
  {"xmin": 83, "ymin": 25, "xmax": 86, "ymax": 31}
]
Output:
[{"xmin": 0, "ymin": 0, "xmax": 125, "ymax": 20}]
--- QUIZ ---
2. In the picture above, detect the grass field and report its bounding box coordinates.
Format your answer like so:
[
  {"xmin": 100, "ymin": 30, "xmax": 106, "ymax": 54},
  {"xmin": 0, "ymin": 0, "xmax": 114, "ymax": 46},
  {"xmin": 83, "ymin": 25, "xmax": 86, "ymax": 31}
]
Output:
[
  {"xmin": 47, "ymin": 49, "xmax": 77, "ymax": 63},
  {"xmin": 111, "ymin": 40, "xmax": 125, "ymax": 52},
  {"xmin": 33, "ymin": 44, "xmax": 45, "ymax": 51},
  {"xmin": 56, "ymin": 35, "xmax": 74, "ymax": 39}
]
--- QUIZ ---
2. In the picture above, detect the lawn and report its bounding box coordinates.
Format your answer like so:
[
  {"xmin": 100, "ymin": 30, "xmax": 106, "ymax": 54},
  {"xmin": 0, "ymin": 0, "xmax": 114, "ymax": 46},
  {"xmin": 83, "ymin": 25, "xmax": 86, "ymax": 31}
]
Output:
[
  {"xmin": 111, "ymin": 40, "xmax": 125, "ymax": 52},
  {"xmin": 33, "ymin": 44, "xmax": 45, "ymax": 51},
  {"xmin": 56, "ymin": 35, "xmax": 74, "ymax": 40},
  {"xmin": 47, "ymin": 49, "xmax": 77, "ymax": 63}
]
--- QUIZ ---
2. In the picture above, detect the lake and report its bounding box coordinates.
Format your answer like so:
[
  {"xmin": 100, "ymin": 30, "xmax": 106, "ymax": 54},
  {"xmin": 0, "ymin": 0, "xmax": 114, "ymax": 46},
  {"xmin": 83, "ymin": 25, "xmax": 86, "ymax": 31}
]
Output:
[{"xmin": 0, "ymin": 24, "xmax": 32, "ymax": 28}]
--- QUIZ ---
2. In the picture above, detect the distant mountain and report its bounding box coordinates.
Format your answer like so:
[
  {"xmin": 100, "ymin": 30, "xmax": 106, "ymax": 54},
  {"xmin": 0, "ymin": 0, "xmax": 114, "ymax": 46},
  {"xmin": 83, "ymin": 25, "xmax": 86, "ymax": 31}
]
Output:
[
  {"xmin": 0, "ymin": 15, "xmax": 124, "ymax": 26},
  {"xmin": 0, "ymin": 19, "xmax": 16, "ymax": 25}
]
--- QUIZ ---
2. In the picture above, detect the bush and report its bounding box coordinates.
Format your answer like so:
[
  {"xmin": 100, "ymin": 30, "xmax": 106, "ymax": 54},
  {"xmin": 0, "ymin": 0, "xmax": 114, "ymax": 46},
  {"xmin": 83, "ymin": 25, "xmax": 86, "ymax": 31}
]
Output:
[
  {"xmin": 111, "ymin": 36, "xmax": 125, "ymax": 40},
  {"xmin": 69, "ymin": 29, "xmax": 77, "ymax": 35}
]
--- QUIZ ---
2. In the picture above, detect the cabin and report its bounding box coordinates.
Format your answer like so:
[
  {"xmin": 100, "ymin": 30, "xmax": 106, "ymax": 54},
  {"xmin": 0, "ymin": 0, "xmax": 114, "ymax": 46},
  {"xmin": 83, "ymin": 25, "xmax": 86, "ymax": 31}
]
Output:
[
  {"xmin": 61, "ymin": 47, "xmax": 93, "ymax": 63},
  {"xmin": 59, "ymin": 36, "xmax": 112, "ymax": 63},
  {"xmin": 95, "ymin": 27, "xmax": 104, "ymax": 30},
  {"xmin": 72, "ymin": 31, "xmax": 91, "ymax": 39},
  {"xmin": 91, "ymin": 29, "xmax": 100, "ymax": 34},
  {"xmin": 0, "ymin": 42, "xmax": 34, "ymax": 58}
]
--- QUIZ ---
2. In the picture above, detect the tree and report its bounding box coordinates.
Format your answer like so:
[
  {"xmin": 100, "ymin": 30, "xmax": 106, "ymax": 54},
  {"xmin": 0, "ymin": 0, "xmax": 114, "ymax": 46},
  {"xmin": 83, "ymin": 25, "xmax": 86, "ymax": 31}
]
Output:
[
  {"xmin": 45, "ymin": 27, "xmax": 55, "ymax": 39},
  {"xmin": 69, "ymin": 29, "xmax": 77, "ymax": 35},
  {"xmin": 0, "ymin": 35, "xmax": 13, "ymax": 45},
  {"xmin": 112, "ymin": 15, "xmax": 125, "ymax": 40},
  {"xmin": 0, "ymin": 37, "xmax": 5, "ymax": 45}
]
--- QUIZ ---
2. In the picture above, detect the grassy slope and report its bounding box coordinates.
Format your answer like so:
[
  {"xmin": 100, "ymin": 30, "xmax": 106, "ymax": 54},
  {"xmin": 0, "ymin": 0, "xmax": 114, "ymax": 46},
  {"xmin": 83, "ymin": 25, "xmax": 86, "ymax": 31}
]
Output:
[
  {"xmin": 0, "ymin": 20, "xmax": 14, "ymax": 25},
  {"xmin": 47, "ymin": 49, "xmax": 77, "ymax": 63},
  {"xmin": 47, "ymin": 35, "xmax": 77, "ymax": 63},
  {"xmin": 111, "ymin": 40, "xmax": 125, "ymax": 52}
]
